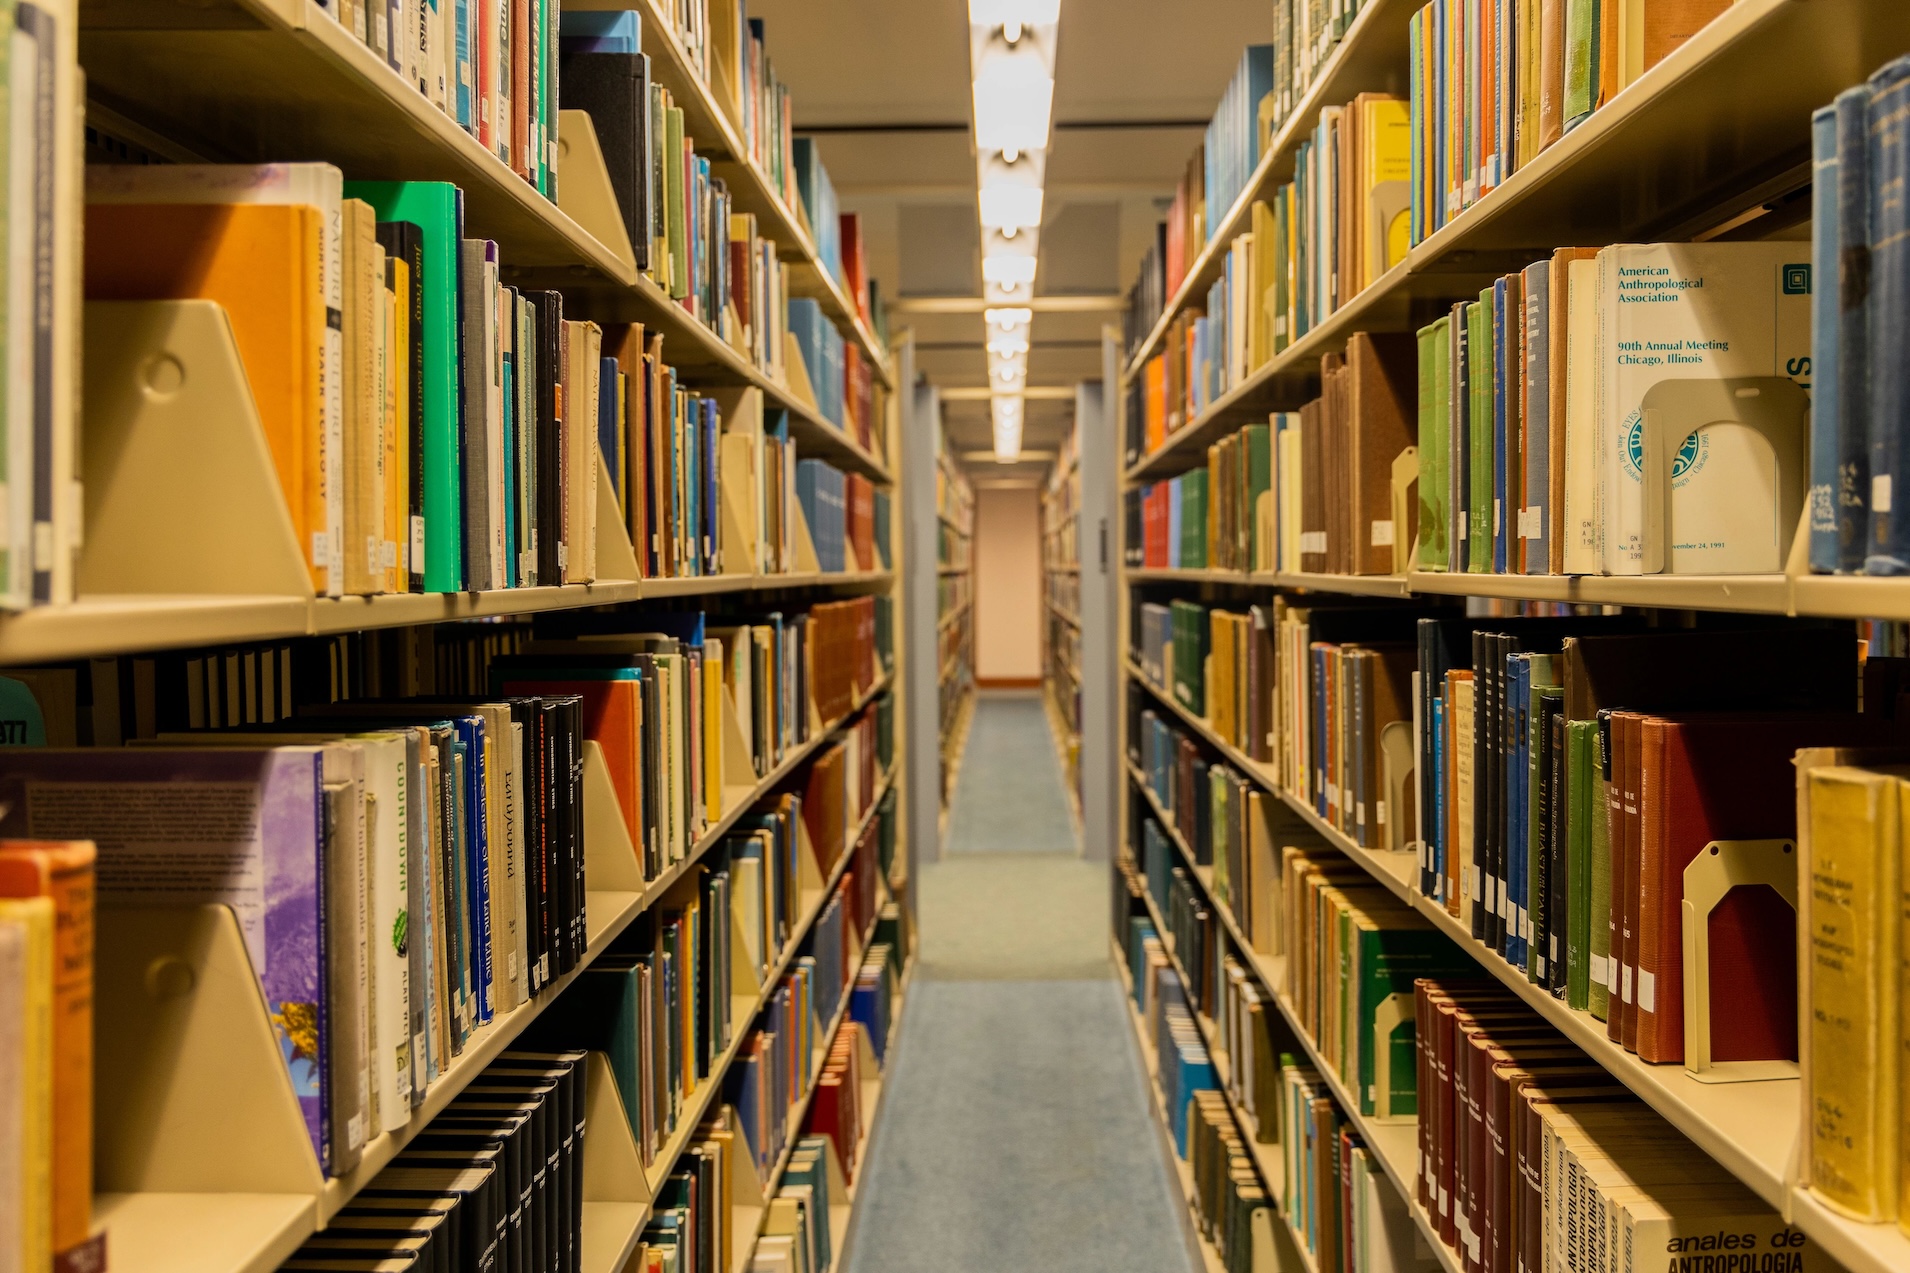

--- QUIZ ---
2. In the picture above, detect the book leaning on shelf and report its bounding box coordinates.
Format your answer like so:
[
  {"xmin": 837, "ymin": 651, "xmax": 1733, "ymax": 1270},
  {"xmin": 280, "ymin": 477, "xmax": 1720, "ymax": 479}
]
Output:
[
  {"xmin": 1412, "ymin": 240, "xmax": 1810, "ymax": 578},
  {"xmin": 86, "ymin": 166, "xmax": 617, "ymax": 596}
]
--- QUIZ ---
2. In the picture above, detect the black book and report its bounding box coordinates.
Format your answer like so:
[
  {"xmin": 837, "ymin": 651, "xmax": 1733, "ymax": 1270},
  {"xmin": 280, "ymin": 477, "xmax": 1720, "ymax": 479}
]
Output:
[
  {"xmin": 412, "ymin": 1127, "xmax": 529, "ymax": 1273},
  {"xmin": 335, "ymin": 1198, "xmax": 462, "ymax": 1273},
  {"xmin": 359, "ymin": 1165, "xmax": 500, "ymax": 1273},
  {"xmin": 532, "ymin": 291, "xmax": 567, "ymax": 586},
  {"xmin": 1542, "ymin": 695, "xmax": 1568, "ymax": 998},
  {"xmin": 558, "ymin": 50, "xmax": 652, "ymax": 271}
]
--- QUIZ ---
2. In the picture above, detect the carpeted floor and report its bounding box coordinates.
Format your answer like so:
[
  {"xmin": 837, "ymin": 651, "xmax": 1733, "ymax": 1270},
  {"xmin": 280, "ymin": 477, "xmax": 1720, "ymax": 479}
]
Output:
[{"xmin": 842, "ymin": 693, "xmax": 1200, "ymax": 1273}]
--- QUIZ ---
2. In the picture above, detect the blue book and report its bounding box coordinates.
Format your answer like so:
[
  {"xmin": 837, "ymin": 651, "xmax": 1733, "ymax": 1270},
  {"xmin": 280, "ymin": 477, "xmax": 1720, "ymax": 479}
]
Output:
[
  {"xmin": 1492, "ymin": 278, "xmax": 1511, "ymax": 573},
  {"xmin": 559, "ymin": 8, "xmax": 640, "ymax": 52},
  {"xmin": 1521, "ymin": 261, "xmax": 1550, "ymax": 573},
  {"xmin": 597, "ymin": 357, "xmax": 620, "ymax": 511},
  {"xmin": 1868, "ymin": 61, "xmax": 1910, "ymax": 572},
  {"xmin": 1809, "ymin": 104, "xmax": 1841, "ymax": 572},
  {"xmin": 1168, "ymin": 481, "xmax": 1184, "ymax": 568},
  {"xmin": 702, "ymin": 399, "xmax": 720, "ymax": 572},
  {"xmin": 795, "ymin": 460, "xmax": 824, "ymax": 565},
  {"xmin": 1843, "ymin": 83, "xmax": 1880, "ymax": 573}
]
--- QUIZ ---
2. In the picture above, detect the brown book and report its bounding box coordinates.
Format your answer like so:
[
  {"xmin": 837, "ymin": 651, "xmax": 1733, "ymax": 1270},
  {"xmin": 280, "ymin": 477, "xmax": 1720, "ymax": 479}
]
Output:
[
  {"xmin": 801, "ymin": 742, "xmax": 848, "ymax": 874},
  {"xmin": 1546, "ymin": 248, "xmax": 1598, "ymax": 572},
  {"xmin": 1516, "ymin": 1085, "xmax": 1631, "ymax": 1273},
  {"xmin": 1299, "ymin": 395, "xmax": 1328, "ymax": 573},
  {"xmin": 1538, "ymin": 0, "xmax": 1567, "ymax": 150},
  {"xmin": 1484, "ymin": 1050, "xmax": 1602, "ymax": 1273},
  {"xmin": 1560, "ymin": 627, "xmax": 1859, "ymax": 725},
  {"xmin": 1346, "ymin": 332, "xmax": 1418, "ymax": 575},
  {"xmin": 0, "ymin": 841, "xmax": 96, "ymax": 1268},
  {"xmin": 1642, "ymin": 0, "xmax": 1732, "ymax": 73},
  {"xmin": 1248, "ymin": 606, "xmax": 1276, "ymax": 763}
]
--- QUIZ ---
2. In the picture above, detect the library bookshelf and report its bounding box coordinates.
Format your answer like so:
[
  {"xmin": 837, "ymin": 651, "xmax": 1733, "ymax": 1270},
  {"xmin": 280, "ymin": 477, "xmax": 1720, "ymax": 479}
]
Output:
[
  {"xmin": 936, "ymin": 438, "xmax": 976, "ymax": 815},
  {"xmin": 21, "ymin": 7, "xmax": 930, "ymax": 1273},
  {"xmin": 1042, "ymin": 414, "xmax": 1082, "ymax": 823},
  {"xmin": 1109, "ymin": 3, "xmax": 1910, "ymax": 1272}
]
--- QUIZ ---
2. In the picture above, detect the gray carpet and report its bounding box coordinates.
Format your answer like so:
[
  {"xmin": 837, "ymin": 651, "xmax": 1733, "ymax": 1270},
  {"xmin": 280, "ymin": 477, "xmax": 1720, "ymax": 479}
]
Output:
[
  {"xmin": 944, "ymin": 693, "xmax": 1079, "ymax": 854},
  {"xmin": 841, "ymin": 695, "xmax": 1200, "ymax": 1273}
]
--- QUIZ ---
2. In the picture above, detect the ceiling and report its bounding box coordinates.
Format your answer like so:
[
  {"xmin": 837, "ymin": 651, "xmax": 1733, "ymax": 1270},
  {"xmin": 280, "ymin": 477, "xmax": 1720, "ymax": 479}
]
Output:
[{"xmin": 745, "ymin": 0, "xmax": 1270, "ymax": 479}]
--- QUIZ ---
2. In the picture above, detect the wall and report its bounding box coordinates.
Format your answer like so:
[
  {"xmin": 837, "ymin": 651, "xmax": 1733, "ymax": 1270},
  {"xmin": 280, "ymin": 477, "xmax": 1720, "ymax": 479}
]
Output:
[{"xmin": 974, "ymin": 484, "xmax": 1043, "ymax": 683}]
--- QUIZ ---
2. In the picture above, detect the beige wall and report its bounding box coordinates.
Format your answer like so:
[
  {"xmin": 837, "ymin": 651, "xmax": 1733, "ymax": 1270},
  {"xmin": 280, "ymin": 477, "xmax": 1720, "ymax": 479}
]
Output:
[{"xmin": 974, "ymin": 485, "xmax": 1043, "ymax": 682}]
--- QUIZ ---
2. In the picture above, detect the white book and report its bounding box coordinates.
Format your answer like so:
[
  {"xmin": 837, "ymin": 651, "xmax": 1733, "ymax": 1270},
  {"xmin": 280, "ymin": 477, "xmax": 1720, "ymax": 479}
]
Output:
[
  {"xmin": 1562, "ymin": 256, "xmax": 1603, "ymax": 574},
  {"xmin": 1594, "ymin": 242, "xmax": 1811, "ymax": 575}
]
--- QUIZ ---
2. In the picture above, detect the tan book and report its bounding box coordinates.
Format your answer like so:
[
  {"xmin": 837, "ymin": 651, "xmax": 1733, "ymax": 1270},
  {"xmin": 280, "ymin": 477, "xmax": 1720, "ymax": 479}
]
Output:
[
  {"xmin": 1345, "ymin": 332, "xmax": 1418, "ymax": 575},
  {"xmin": 1539, "ymin": 0, "xmax": 1567, "ymax": 152},
  {"xmin": 0, "ymin": 896, "xmax": 52, "ymax": 1273}
]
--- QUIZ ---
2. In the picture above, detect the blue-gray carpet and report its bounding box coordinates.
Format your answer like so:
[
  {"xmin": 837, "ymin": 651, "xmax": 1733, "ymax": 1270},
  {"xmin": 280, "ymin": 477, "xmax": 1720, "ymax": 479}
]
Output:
[
  {"xmin": 944, "ymin": 693, "xmax": 1079, "ymax": 854},
  {"xmin": 842, "ymin": 693, "xmax": 1200, "ymax": 1273}
]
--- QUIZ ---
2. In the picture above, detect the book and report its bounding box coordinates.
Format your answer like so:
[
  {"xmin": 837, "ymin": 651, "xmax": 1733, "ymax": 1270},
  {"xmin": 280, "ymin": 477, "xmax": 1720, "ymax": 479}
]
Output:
[{"xmin": 0, "ymin": 895, "xmax": 51, "ymax": 1273}]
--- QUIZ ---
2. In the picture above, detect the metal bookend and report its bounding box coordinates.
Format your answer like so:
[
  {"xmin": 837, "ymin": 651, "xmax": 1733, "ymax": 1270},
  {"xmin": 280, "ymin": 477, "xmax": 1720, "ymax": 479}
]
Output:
[{"xmin": 1681, "ymin": 837, "xmax": 1800, "ymax": 1083}]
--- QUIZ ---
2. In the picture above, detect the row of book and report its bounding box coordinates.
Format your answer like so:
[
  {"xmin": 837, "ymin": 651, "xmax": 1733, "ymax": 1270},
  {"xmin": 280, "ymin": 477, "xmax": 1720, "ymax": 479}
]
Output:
[
  {"xmin": 1280, "ymin": 1057, "xmax": 1433, "ymax": 1273},
  {"xmin": 1413, "ymin": 239, "xmax": 1808, "ymax": 579},
  {"xmin": 1809, "ymin": 54, "xmax": 1910, "ymax": 579},
  {"xmin": 1122, "ymin": 0, "xmax": 1393, "ymax": 355},
  {"xmin": 1127, "ymin": 94, "xmax": 1409, "ymax": 464},
  {"xmin": 88, "ymin": 164, "xmax": 616, "ymax": 596},
  {"xmin": 630, "ymin": 1111, "xmax": 741, "ymax": 1273},
  {"xmin": 1405, "ymin": 0, "xmax": 1730, "ymax": 245},
  {"xmin": 274, "ymin": 1047, "xmax": 589, "ymax": 1273},
  {"xmin": 324, "ymin": 0, "xmax": 562, "ymax": 198},
  {"xmin": 1124, "ymin": 330, "xmax": 1416, "ymax": 577},
  {"xmin": 1412, "ymin": 979, "xmax": 1810, "ymax": 1273}
]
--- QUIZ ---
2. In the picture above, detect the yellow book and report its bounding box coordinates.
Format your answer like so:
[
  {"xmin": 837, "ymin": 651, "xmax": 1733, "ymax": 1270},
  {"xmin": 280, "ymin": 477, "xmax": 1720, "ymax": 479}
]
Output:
[
  {"xmin": 0, "ymin": 896, "xmax": 53, "ymax": 1273},
  {"xmin": 1805, "ymin": 766, "xmax": 1901, "ymax": 1220},
  {"xmin": 1209, "ymin": 609, "xmax": 1234, "ymax": 742},
  {"xmin": 1250, "ymin": 200, "xmax": 1277, "ymax": 369},
  {"xmin": 1359, "ymin": 97, "xmax": 1412, "ymax": 291}
]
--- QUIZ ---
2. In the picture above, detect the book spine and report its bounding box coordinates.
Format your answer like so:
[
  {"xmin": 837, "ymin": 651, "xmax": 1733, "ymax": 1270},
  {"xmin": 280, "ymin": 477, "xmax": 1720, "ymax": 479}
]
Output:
[
  {"xmin": 1867, "ymin": 66, "xmax": 1910, "ymax": 573},
  {"xmin": 1809, "ymin": 104, "xmax": 1841, "ymax": 572}
]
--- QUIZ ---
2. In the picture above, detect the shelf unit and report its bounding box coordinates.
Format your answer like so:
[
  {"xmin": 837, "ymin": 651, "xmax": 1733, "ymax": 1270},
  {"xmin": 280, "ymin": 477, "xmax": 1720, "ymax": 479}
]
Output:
[
  {"xmin": 1042, "ymin": 417, "xmax": 1083, "ymax": 820},
  {"xmin": 51, "ymin": 7, "xmax": 925, "ymax": 1271},
  {"xmin": 936, "ymin": 440, "xmax": 976, "ymax": 812},
  {"xmin": 1108, "ymin": 3, "xmax": 1910, "ymax": 1270}
]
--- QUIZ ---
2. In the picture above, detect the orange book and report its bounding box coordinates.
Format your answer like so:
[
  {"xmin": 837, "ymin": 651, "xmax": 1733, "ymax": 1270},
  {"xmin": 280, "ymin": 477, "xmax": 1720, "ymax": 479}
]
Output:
[
  {"xmin": 85, "ymin": 203, "xmax": 328, "ymax": 594},
  {"xmin": 1144, "ymin": 354, "xmax": 1167, "ymax": 455},
  {"xmin": 497, "ymin": 677, "xmax": 646, "ymax": 858},
  {"xmin": 0, "ymin": 840, "xmax": 97, "ymax": 1269}
]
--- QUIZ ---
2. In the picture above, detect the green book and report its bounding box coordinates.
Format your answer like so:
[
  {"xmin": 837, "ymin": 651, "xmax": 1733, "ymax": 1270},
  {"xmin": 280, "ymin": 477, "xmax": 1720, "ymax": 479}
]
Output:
[
  {"xmin": 1210, "ymin": 768, "xmax": 1231, "ymax": 905},
  {"xmin": 343, "ymin": 180, "xmax": 464, "ymax": 592},
  {"xmin": 1244, "ymin": 422, "xmax": 1272, "ymax": 570},
  {"xmin": 1565, "ymin": 719, "xmax": 1598, "ymax": 1011},
  {"xmin": 1180, "ymin": 469, "xmax": 1209, "ymax": 569},
  {"xmin": 1272, "ymin": 194, "xmax": 1291, "ymax": 354},
  {"xmin": 1346, "ymin": 907, "xmax": 1476, "ymax": 1119},
  {"xmin": 1467, "ymin": 294, "xmax": 1493, "ymax": 572},
  {"xmin": 1587, "ymin": 711, "xmax": 1613, "ymax": 1020},
  {"xmin": 1171, "ymin": 600, "xmax": 1207, "ymax": 714},
  {"xmin": 1417, "ymin": 319, "xmax": 1449, "ymax": 571},
  {"xmin": 666, "ymin": 105, "xmax": 689, "ymax": 300},
  {"xmin": 1563, "ymin": 0, "xmax": 1598, "ymax": 128}
]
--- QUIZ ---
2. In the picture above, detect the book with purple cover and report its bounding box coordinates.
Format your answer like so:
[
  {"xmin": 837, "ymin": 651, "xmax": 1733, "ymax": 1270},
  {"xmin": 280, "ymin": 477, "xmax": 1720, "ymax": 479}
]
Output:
[{"xmin": 0, "ymin": 748, "xmax": 332, "ymax": 1169}]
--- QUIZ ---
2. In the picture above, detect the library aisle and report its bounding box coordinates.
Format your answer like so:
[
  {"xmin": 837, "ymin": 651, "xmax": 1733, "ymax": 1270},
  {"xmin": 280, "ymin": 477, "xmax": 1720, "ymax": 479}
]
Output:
[{"xmin": 845, "ymin": 693, "xmax": 1199, "ymax": 1273}]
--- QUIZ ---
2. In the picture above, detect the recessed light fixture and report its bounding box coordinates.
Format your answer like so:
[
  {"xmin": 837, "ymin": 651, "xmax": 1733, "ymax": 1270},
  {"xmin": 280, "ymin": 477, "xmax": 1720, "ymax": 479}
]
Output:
[{"xmin": 971, "ymin": 45, "xmax": 1053, "ymax": 156}]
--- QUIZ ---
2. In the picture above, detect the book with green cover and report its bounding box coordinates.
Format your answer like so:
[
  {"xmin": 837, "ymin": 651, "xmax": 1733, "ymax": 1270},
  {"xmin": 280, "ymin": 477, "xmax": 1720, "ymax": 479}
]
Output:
[
  {"xmin": 665, "ymin": 105, "xmax": 688, "ymax": 300},
  {"xmin": 1272, "ymin": 192, "xmax": 1291, "ymax": 354},
  {"xmin": 1180, "ymin": 469, "xmax": 1209, "ymax": 568},
  {"xmin": 343, "ymin": 180, "xmax": 464, "ymax": 592},
  {"xmin": 1344, "ymin": 903, "xmax": 1476, "ymax": 1119},
  {"xmin": 1587, "ymin": 710, "xmax": 1613, "ymax": 1020},
  {"xmin": 1417, "ymin": 318, "xmax": 1448, "ymax": 570},
  {"xmin": 1467, "ymin": 295, "xmax": 1493, "ymax": 572},
  {"xmin": 1566, "ymin": 718, "xmax": 1598, "ymax": 1010},
  {"xmin": 1245, "ymin": 423, "xmax": 1273, "ymax": 570},
  {"xmin": 1563, "ymin": 0, "xmax": 1599, "ymax": 129}
]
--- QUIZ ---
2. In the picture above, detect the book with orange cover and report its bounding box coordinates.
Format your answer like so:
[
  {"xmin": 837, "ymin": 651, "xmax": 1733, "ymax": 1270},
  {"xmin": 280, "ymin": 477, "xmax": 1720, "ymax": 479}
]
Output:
[
  {"xmin": 0, "ymin": 840, "xmax": 96, "ymax": 1270},
  {"xmin": 496, "ymin": 676, "xmax": 646, "ymax": 862},
  {"xmin": 85, "ymin": 202, "xmax": 330, "ymax": 595},
  {"xmin": 802, "ymin": 743, "xmax": 847, "ymax": 874}
]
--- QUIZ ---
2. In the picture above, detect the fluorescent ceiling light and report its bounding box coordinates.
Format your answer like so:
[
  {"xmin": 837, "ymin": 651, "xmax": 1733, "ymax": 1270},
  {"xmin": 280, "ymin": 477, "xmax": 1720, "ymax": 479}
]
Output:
[
  {"xmin": 985, "ymin": 306, "xmax": 1032, "ymax": 329},
  {"xmin": 991, "ymin": 394, "xmax": 1025, "ymax": 460},
  {"xmin": 978, "ymin": 181, "xmax": 1043, "ymax": 234},
  {"xmin": 987, "ymin": 334, "xmax": 1029, "ymax": 357},
  {"xmin": 972, "ymin": 46, "xmax": 1053, "ymax": 154},
  {"xmin": 983, "ymin": 254, "xmax": 1038, "ymax": 287},
  {"xmin": 969, "ymin": 0, "xmax": 1061, "ymax": 27}
]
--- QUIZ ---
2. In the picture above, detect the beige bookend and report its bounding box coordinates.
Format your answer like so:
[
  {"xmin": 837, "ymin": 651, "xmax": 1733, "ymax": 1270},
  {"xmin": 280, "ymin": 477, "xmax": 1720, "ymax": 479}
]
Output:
[
  {"xmin": 580, "ymin": 1053, "xmax": 650, "ymax": 1273},
  {"xmin": 1370, "ymin": 990, "xmax": 1415, "ymax": 1121},
  {"xmin": 729, "ymin": 887, "xmax": 764, "ymax": 1002},
  {"xmin": 594, "ymin": 451, "xmax": 641, "ymax": 585},
  {"xmin": 93, "ymin": 905, "xmax": 323, "ymax": 1271},
  {"xmin": 582, "ymin": 740, "xmax": 646, "ymax": 897},
  {"xmin": 1390, "ymin": 445, "xmax": 1418, "ymax": 575},
  {"xmin": 80, "ymin": 300, "xmax": 312, "ymax": 599},
  {"xmin": 1380, "ymin": 719, "xmax": 1416, "ymax": 854},
  {"xmin": 721, "ymin": 686, "xmax": 759, "ymax": 799},
  {"xmin": 555, "ymin": 110, "xmax": 638, "ymax": 274},
  {"xmin": 790, "ymin": 488, "xmax": 824, "ymax": 576},
  {"xmin": 783, "ymin": 332, "xmax": 822, "ymax": 414},
  {"xmin": 720, "ymin": 1104, "xmax": 770, "ymax": 1244},
  {"xmin": 817, "ymin": 1125, "xmax": 854, "ymax": 1252},
  {"xmin": 794, "ymin": 813, "xmax": 827, "ymax": 901},
  {"xmin": 715, "ymin": 387, "xmax": 765, "ymax": 576},
  {"xmin": 1681, "ymin": 837, "xmax": 1800, "ymax": 1083}
]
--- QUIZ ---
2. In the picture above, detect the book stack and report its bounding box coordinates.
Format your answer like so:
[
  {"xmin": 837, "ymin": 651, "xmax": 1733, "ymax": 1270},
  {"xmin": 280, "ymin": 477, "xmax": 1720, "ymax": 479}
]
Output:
[
  {"xmin": 0, "ymin": 841, "xmax": 97, "ymax": 1273},
  {"xmin": 1807, "ymin": 54, "xmax": 1910, "ymax": 579},
  {"xmin": 849, "ymin": 941, "xmax": 899, "ymax": 1066},
  {"xmin": 1413, "ymin": 621, "xmax": 1873, "ymax": 1060},
  {"xmin": 280, "ymin": 1048, "xmax": 588, "ymax": 1272},
  {"xmin": 1185, "ymin": 1092, "xmax": 1278, "ymax": 1271},
  {"xmin": 1405, "ymin": 0, "xmax": 1731, "ymax": 245},
  {"xmin": 752, "ymin": 1134, "xmax": 840, "ymax": 1273},
  {"xmin": 0, "ymin": 706, "xmax": 589, "ymax": 1177},
  {"xmin": 1412, "ymin": 979, "xmax": 1806, "ymax": 1273},
  {"xmin": 88, "ymin": 166, "xmax": 617, "ymax": 596},
  {"xmin": 1413, "ymin": 240, "xmax": 1809, "ymax": 578},
  {"xmin": 634, "ymin": 1111, "xmax": 741, "ymax": 1273},
  {"xmin": 803, "ymin": 1020, "xmax": 871, "ymax": 1185}
]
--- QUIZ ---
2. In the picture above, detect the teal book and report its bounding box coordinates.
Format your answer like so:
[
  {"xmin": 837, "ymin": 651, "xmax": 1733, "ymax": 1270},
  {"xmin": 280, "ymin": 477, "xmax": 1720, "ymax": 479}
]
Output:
[
  {"xmin": 1467, "ymin": 295, "xmax": 1493, "ymax": 572},
  {"xmin": 344, "ymin": 180, "xmax": 465, "ymax": 592}
]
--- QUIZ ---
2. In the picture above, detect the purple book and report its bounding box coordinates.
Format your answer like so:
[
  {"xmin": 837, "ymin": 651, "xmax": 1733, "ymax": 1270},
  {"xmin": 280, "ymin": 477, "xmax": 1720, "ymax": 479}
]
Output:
[{"xmin": 0, "ymin": 747, "xmax": 331, "ymax": 1168}]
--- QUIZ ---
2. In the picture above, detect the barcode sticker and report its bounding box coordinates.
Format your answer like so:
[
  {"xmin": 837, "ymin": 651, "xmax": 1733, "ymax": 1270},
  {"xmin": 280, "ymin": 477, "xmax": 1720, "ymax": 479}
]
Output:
[
  {"xmin": 1371, "ymin": 519, "xmax": 1395, "ymax": 546},
  {"xmin": 1591, "ymin": 953, "xmax": 1608, "ymax": 985},
  {"xmin": 1637, "ymin": 969, "xmax": 1655, "ymax": 1012},
  {"xmin": 1300, "ymin": 530, "xmax": 1327, "ymax": 554},
  {"xmin": 1876, "ymin": 474, "xmax": 1894, "ymax": 514},
  {"xmin": 1520, "ymin": 506, "xmax": 1543, "ymax": 539},
  {"xmin": 1621, "ymin": 964, "xmax": 1634, "ymax": 1002},
  {"xmin": 410, "ymin": 516, "xmax": 426, "ymax": 570}
]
